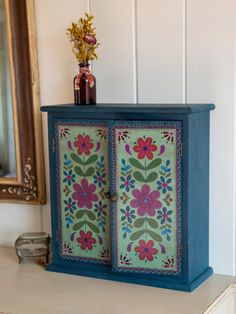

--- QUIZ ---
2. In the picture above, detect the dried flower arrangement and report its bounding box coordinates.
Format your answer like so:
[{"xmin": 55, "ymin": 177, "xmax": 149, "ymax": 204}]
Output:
[{"xmin": 67, "ymin": 13, "xmax": 99, "ymax": 65}]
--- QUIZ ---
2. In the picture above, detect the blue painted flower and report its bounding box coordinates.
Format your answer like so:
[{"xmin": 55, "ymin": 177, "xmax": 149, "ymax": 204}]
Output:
[
  {"xmin": 96, "ymin": 156, "xmax": 105, "ymax": 168},
  {"xmin": 121, "ymin": 158, "xmax": 131, "ymax": 173},
  {"xmin": 64, "ymin": 154, "xmax": 72, "ymax": 167},
  {"xmin": 120, "ymin": 206, "xmax": 136, "ymax": 223},
  {"xmin": 63, "ymin": 169, "xmax": 76, "ymax": 186},
  {"xmin": 98, "ymin": 220, "xmax": 106, "ymax": 233},
  {"xmin": 94, "ymin": 201, "xmax": 107, "ymax": 217},
  {"xmin": 93, "ymin": 171, "xmax": 106, "ymax": 187},
  {"xmin": 64, "ymin": 197, "xmax": 76, "ymax": 214},
  {"xmin": 161, "ymin": 228, "xmax": 171, "ymax": 241},
  {"xmin": 160, "ymin": 160, "xmax": 171, "ymax": 175},
  {"xmin": 157, "ymin": 207, "xmax": 173, "ymax": 224},
  {"xmin": 65, "ymin": 216, "xmax": 74, "ymax": 229},
  {"xmin": 120, "ymin": 175, "xmax": 135, "ymax": 192},
  {"xmin": 122, "ymin": 226, "xmax": 132, "ymax": 239},
  {"xmin": 157, "ymin": 176, "xmax": 173, "ymax": 193}
]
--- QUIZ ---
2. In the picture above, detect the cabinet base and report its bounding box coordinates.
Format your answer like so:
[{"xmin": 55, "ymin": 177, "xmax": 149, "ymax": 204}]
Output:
[{"xmin": 46, "ymin": 263, "xmax": 213, "ymax": 292}]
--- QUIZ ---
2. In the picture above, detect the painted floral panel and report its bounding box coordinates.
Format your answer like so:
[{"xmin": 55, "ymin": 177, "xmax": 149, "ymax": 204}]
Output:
[
  {"xmin": 111, "ymin": 121, "xmax": 181, "ymax": 275},
  {"xmin": 56, "ymin": 122, "xmax": 111, "ymax": 264}
]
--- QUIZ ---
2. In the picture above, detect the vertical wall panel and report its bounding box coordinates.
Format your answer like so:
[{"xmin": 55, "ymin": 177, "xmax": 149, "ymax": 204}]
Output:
[
  {"xmin": 137, "ymin": 0, "xmax": 185, "ymax": 103},
  {"xmin": 35, "ymin": 0, "xmax": 88, "ymax": 105},
  {"xmin": 187, "ymin": 0, "xmax": 236, "ymax": 275},
  {"xmin": 0, "ymin": 204, "xmax": 42, "ymax": 246},
  {"xmin": 91, "ymin": 0, "xmax": 136, "ymax": 103},
  {"xmin": 35, "ymin": 0, "xmax": 89, "ymax": 235}
]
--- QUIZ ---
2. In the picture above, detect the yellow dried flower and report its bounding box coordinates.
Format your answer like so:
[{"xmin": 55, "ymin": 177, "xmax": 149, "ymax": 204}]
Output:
[{"xmin": 67, "ymin": 13, "xmax": 100, "ymax": 64}]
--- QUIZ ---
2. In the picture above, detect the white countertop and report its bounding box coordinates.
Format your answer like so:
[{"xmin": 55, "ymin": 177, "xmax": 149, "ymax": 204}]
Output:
[{"xmin": 0, "ymin": 247, "xmax": 234, "ymax": 314}]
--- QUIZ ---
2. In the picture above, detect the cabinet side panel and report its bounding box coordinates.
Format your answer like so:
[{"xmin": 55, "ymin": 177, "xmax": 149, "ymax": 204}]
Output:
[{"xmin": 187, "ymin": 112, "xmax": 211, "ymax": 280}]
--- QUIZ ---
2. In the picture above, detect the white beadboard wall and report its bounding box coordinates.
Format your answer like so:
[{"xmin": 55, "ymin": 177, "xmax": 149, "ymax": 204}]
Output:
[{"xmin": 0, "ymin": 0, "xmax": 235, "ymax": 277}]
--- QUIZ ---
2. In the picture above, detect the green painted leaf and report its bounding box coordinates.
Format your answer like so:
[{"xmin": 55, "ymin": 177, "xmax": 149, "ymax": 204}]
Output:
[
  {"xmin": 73, "ymin": 221, "xmax": 85, "ymax": 231},
  {"xmin": 129, "ymin": 158, "xmax": 145, "ymax": 170},
  {"xmin": 84, "ymin": 155, "xmax": 98, "ymax": 166},
  {"xmin": 166, "ymin": 173, "xmax": 171, "ymax": 178},
  {"xmin": 133, "ymin": 171, "xmax": 146, "ymax": 182},
  {"xmin": 145, "ymin": 172, "xmax": 158, "ymax": 182},
  {"xmin": 130, "ymin": 229, "xmax": 146, "ymax": 241},
  {"xmin": 71, "ymin": 153, "xmax": 83, "ymax": 165},
  {"xmin": 86, "ymin": 210, "xmax": 96, "ymax": 221},
  {"xmin": 166, "ymin": 223, "xmax": 172, "ymax": 229},
  {"xmin": 146, "ymin": 158, "xmax": 162, "ymax": 170},
  {"xmin": 134, "ymin": 218, "xmax": 145, "ymax": 228},
  {"xmin": 146, "ymin": 218, "xmax": 158, "ymax": 228},
  {"xmin": 86, "ymin": 221, "xmax": 99, "ymax": 233},
  {"xmin": 74, "ymin": 166, "xmax": 84, "ymax": 176},
  {"xmin": 75, "ymin": 210, "xmax": 86, "ymax": 219},
  {"xmin": 84, "ymin": 167, "xmax": 95, "ymax": 177},
  {"xmin": 146, "ymin": 230, "xmax": 162, "ymax": 242}
]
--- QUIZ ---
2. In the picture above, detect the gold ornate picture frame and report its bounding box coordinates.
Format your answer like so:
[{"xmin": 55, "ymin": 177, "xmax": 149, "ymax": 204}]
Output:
[{"xmin": 0, "ymin": 0, "xmax": 45, "ymax": 204}]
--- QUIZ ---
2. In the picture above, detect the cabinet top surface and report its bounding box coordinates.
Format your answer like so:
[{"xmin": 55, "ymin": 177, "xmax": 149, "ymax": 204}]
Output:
[{"xmin": 41, "ymin": 103, "xmax": 215, "ymax": 114}]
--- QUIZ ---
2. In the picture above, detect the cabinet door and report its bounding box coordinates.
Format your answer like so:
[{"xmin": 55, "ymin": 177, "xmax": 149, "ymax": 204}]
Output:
[
  {"xmin": 110, "ymin": 120, "xmax": 182, "ymax": 275},
  {"xmin": 54, "ymin": 121, "xmax": 111, "ymax": 265}
]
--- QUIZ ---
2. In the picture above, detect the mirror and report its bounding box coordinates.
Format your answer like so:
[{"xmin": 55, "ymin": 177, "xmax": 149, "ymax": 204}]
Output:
[{"xmin": 0, "ymin": 0, "xmax": 45, "ymax": 203}]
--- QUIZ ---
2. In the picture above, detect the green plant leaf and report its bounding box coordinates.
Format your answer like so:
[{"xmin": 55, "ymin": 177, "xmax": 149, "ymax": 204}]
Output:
[
  {"xmin": 146, "ymin": 218, "xmax": 158, "ymax": 228},
  {"xmin": 86, "ymin": 221, "xmax": 99, "ymax": 233},
  {"xmin": 146, "ymin": 158, "xmax": 162, "ymax": 170},
  {"xmin": 73, "ymin": 221, "xmax": 85, "ymax": 231},
  {"xmin": 71, "ymin": 153, "xmax": 83, "ymax": 165},
  {"xmin": 146, "ymin": 230, "xmax": 162, "ymax": 242},
  {"xmin": 133, "ymin": 171, "xmax": 146, "ymax": 182},
  {"xmin": 86, "ymin": 210, "xmax": 96, "ymax": 221},
  {"xmin": 134, "ymin": 218, "xmax": 145, "ymax": 228},
  {"xmin": 84, "ymin": 167, "xmax": 95, "ymax": 177},
  {"xmin": 84, "ymin": 155, "xmax": 98, "ymax": 166},
  {"xmin": 129, "ymin": 158, "xmax": 145, "ymax": 170},
  {"xmin": 75, "ymin": 210, "xmax": 86, "ymax": 219},
  {"xmin": 145, "ymin": 172, "xmax": 158, "ymax": 182},
  {"xmin": 74, "ymin": 166, "xmax": 84, "ymax": 177},
  {"xmin": 130, "ymin": 229, "xmax": 146, "ymax": 241}
]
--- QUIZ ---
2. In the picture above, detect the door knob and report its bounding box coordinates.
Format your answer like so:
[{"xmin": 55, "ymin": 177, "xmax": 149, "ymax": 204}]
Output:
[{"xmin": 104, "ymin": 192, "xmax": 118, "ymax": 202}]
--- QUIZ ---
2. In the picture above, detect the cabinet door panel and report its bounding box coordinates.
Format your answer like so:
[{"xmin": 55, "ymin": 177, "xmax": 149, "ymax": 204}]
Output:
[
  {"xmin": 55, "ymin": 121, "xmax": 111, "ymax": 265},
  {"xmin": 110, "ymin": 121, "xmax": 182, "ymax": 275}
]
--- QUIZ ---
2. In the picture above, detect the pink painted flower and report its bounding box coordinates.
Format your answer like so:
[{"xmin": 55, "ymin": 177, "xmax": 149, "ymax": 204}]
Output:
[
  {"xmin": 72, "ymin": 178, "xmax": 98, "ymax": 209},
  {"xmin": 74, "ymin": 134, "xmax": 94, "ymax": 155},
  {"xmin": 135, "ymin": 240, "xmax": 158, "ymax": 261},
  {"xmin": 77, "ymin": 230, "xmax": 96, "ymax": 250},
  {"xmin": 133, "ymin": 137, "xmax": 157, "ymax": 160},
  {"xmin": 130, "ymin": 184, "xmax": 162, "ymax": 216}
]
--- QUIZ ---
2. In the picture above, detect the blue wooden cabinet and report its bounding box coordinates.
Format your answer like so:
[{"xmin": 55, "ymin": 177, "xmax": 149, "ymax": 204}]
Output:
[{"xmin": 41, "ymin": 103, "xmax": 215, "ymax": 292}]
